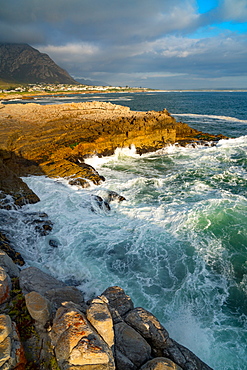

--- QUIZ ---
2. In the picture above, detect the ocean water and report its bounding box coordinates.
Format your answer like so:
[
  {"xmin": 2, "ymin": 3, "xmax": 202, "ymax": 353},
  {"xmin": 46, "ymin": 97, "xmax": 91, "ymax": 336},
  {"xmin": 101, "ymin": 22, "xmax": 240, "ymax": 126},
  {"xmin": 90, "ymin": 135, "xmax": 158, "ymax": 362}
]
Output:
[{"xmin": 2, "ymin": 92, "xmax": 247, "ymax": 369}]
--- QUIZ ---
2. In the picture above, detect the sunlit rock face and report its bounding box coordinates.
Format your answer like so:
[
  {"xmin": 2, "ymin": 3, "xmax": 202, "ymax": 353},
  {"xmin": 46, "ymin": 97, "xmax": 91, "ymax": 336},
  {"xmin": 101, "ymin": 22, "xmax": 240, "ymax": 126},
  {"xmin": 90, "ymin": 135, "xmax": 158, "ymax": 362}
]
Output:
[{"xmin": 0, "ymin": 101, "xmax": 225, "ymax": 206}]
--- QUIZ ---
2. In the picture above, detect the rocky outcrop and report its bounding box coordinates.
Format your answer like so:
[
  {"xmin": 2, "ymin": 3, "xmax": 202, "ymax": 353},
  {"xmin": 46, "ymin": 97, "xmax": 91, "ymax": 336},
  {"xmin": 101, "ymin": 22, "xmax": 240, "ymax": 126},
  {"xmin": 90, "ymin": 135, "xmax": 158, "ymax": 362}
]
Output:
[
  {"xmin": 0, "ymin": 256, "xmax": 213, "ymax": 369},
  {"xmin": 0, "ymin": 101, "xmax": 226, "ymax": 206},
  {"xmin": 0, "ymin": 43, "xmax": 77, "ymax": 84}
]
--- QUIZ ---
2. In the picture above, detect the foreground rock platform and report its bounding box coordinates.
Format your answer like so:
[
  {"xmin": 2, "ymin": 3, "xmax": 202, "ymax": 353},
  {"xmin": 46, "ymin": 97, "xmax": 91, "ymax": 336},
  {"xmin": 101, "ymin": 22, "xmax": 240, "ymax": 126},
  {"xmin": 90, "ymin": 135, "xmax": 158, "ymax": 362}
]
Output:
[{"xmin": 0, "ymin": 260, "xmax": 213, "ymax": 370}]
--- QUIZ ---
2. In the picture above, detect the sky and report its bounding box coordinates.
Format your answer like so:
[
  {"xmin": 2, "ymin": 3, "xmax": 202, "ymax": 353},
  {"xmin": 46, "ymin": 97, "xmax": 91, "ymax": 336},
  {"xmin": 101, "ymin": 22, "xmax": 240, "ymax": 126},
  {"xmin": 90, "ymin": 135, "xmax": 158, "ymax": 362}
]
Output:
[{"xmin": 0, "ymin": 0, "xmax": 247, "ymax": 89}]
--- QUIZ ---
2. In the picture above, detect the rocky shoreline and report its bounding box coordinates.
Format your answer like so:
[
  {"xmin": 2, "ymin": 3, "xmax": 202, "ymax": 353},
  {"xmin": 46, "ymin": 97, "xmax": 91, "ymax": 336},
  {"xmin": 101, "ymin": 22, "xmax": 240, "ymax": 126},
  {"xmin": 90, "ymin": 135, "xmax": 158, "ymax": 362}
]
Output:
[{"xmin": 0, "ymin": 101, "xmax": 220, "ymax": 369}]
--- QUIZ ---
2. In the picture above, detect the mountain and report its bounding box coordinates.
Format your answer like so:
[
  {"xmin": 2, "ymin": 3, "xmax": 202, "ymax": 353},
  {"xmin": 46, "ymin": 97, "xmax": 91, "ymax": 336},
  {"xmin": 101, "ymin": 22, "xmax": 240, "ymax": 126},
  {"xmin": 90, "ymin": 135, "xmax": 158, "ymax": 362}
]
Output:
[{"xmin": 0, "ymin": 43, "xmax": 77, "ymax": 84}]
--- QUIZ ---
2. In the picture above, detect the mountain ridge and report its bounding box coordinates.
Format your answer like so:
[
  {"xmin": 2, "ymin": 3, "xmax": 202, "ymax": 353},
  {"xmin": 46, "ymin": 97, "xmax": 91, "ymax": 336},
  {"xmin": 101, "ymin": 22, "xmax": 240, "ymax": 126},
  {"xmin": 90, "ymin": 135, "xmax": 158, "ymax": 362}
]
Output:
[{"xmin": 0, "ymin": 43, "xmax": 77, "ymax": 85}]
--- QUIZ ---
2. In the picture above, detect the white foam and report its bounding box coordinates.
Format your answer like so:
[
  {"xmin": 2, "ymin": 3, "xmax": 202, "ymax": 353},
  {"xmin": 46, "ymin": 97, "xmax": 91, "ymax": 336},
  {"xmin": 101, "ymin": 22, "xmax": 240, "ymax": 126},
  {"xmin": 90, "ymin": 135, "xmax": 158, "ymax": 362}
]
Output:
[{"xmin": 173, "ymin": 112, "xmax": 247, "ymax": 124}]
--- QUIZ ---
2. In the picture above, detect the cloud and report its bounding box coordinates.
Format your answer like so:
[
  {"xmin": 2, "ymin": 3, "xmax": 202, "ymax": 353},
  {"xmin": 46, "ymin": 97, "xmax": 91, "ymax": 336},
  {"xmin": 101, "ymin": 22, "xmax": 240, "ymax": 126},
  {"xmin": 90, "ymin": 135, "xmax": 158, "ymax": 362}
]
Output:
[
  {"xmin": 0, "ymin": 0, "xmax": 246, "ymax": 88},
  {"xmin": 0, "ymin": 0, "xmax": 201, "ymax": 45},
  {"xmin": 221, "ymin": 0, "xmax": 247, "ymax": 22}
]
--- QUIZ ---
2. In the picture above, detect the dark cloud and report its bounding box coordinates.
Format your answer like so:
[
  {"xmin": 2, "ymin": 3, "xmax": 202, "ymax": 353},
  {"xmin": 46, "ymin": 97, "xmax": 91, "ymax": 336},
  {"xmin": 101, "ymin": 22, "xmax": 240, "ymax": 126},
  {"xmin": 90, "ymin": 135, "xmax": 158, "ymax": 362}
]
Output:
[{"xmin": 0, "ymin": 0, "xmax": 246, "ymax": 88}]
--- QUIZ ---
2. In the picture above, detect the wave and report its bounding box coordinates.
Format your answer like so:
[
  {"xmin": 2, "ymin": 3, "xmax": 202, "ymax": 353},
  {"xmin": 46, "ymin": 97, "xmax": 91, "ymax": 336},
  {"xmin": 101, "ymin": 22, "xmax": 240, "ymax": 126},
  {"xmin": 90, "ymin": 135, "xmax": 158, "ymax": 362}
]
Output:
[{"xmin": 173, "ymin": 113, "xmax": 247, "ymax": 124}]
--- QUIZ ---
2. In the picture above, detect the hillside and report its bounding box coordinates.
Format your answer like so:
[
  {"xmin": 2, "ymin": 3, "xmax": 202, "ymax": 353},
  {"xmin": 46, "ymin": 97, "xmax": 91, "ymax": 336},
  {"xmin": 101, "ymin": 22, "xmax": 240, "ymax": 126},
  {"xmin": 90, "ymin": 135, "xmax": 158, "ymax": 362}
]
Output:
[{"xmin": 0, "ymin": 43, "xmax": 77, "ymax": 84}]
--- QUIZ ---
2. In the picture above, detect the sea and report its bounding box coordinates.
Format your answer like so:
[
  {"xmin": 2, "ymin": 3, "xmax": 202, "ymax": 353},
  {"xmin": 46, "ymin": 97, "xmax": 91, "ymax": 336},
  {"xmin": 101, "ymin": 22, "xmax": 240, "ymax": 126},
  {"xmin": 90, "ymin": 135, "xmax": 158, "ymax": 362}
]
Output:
[{"xmin": 2, "ymin": 91, "xmax": 247, "ymax": 369}]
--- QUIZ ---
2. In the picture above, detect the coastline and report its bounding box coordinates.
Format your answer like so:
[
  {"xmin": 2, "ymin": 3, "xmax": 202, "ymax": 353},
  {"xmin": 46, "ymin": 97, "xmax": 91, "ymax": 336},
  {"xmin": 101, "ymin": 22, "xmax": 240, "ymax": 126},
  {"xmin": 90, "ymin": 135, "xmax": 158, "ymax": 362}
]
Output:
[
  {"xmin": 0, "ymin": 100, "xmax": 228, "ymax": 369},
  {"xmin": 1, "ymin": 87, "xmax": 247, "ymax": 103}
]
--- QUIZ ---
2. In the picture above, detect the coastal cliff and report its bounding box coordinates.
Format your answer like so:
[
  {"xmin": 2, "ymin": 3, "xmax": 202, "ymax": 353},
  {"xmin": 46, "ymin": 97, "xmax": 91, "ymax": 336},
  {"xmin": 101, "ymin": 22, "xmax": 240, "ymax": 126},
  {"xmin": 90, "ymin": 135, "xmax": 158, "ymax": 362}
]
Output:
[
  {"xmin": 0, "ymin": 101, "xmax": 222, "ymax": 369},
  {"xmin": 0, "ymin": 101, "xmax": 225, "ymax": 206}
]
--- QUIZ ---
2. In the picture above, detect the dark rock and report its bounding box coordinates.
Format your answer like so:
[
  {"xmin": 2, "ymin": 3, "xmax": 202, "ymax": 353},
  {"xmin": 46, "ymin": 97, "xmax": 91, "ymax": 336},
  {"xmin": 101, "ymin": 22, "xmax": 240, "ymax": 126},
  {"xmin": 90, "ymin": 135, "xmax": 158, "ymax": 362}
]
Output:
[
  {"xmin": 91, "ymin": 195, "xmax": 111, "ymax": 212},
  {"xmin": 45, "ymin": 286, "xmax": 85, "ymax": 313},
  {"xmin": 19, "ymin": 266, "xmax": 66, "ymax": 295},
  {"xmin": 162, "ymin": 338, "xmax": 213, "ymax": 370},
  {"xmin": 49, "ymin": 239, "xmax": 59, "ymax": 248},
  {"xmin": 114, "ymin": 348, "xmax": 137, "ymax": 370},
  {"xmin": 114, "ymin": 321, "xmax": 151, "ymax": 368},
  {"xmin": 105, "ymin": 190, "xmax": 126, "ymax": 203},
  {"xmin": 101, "ymin": 286, "xmax": 134, "ymax": 317},
  {"xmin": 34, "ymin": 220, "xmax": 53, "ymax": 236},
  {"xmin": 125, "ymin": 307, "xmax": 169, "ymax": 355},
  {"xmin": 23, "ymin": 212, "xmax": 53, "ymax": 236},
  {"xmin": 0, "ymin": 231, "xmax": 25, "ymax": 266},
  {"xmin": 68, "ymin": 177, "xmax": 90, "ymax": 188}
]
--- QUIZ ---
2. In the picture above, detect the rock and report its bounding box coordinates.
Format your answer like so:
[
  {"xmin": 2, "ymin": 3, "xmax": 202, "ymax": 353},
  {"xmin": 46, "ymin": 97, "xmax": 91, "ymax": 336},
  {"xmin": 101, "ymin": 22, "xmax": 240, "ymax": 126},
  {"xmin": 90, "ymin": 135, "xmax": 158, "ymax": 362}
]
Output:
[
  {"xmin": 50, "ymin": 306, "xmax": 115, "ymax": 369},
  {"xmin": 91, "ymin": 195, "xmax": 111, "ymax": 213},
  {"xmin": 140, "ymin": 357, "xmax": 182, "ymax": 370},
  {"xmin": 86, "ymin": 296, "xmax": 114, "ymax": 348},
  {"xmin": 0, "ymin": 231, "xmax": 25, "ymax": 266},
  {"xmin": 0, "ymin": 314, "xmax": 12, "ymax": 343},
  {"xmin": 114, "ymin": 321, "xmax": 151, "ymax": 368},
  {"xmin": 162, "ymin": 338, "xmax": 213, "ymax": 370},
  {"xmin": 19, "ymin": 266, "xmax": 66, "ymax": 295},
  {"xmin": 0, "ymin": 335, "xmax": 11, "ymax": 368},
  {"xmin": 45, "ymin": 286, "xmax": 85, "ymax": 313},
  {"xmin": 40, "ymin": 159, "xmax": 104, "ymax": 186},
  {"xmin": 0, "ymin": 266, "xmax": 11, "ymax": 304},
  {"xmin": 114, "ymin": 348, "xmax": 137, "ymax": 370},
  {"xmin": 125, "ymin": 307, "xmax": 169, "ymax": 354},
  {"xmin": 25, "ymin": 291, "xmax": 51, "ymax": 326},
  {"xmin": 48, "ymin": 239, "xmax": 59, "ymax": 248},
  {"xmin": 101, "ymin": 286, "xmax": 134, "ymax": 318},
  {"xmin": 0, "ymin": 250, "xmax": 20, "ymax": 277},
  {"xmin": 105, "ymin": 190, "xmax": 126, "ymax": 203},
  {"xmin": 68, "ymin": 177, "xmax": 90, "ymax": 188},
  {"xmin": 0, "ymin": 314, "xmax": 26, "ymax": 369},
  {"xmin": 0, "ymin": 155, "xmax": 40, "ymax": 208}
]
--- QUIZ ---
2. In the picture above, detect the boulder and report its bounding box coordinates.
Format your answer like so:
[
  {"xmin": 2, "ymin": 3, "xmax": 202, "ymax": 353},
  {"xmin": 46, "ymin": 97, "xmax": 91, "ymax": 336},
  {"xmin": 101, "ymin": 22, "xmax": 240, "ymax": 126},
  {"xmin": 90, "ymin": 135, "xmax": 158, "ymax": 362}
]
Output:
[
  {"xmin": 19, "ymin": 266, "xmax": 66, "ymax": 295},
  {"xmin": 0, "ymin": 266, "xmax": 11, "ymax": 304},
  {"xmin": 25, "ymin": 291, "xmax": 51, "ymax": 326},
  {"xmin": 125, "ymin": 307, "xmax": 169, "ymax": 353},
  {"xmin": 50, "ymin": 306, "xmax": 115, "ymax": 370},
  {"xmin": 114, "ymin": 321, "xmax": 151, "ymax": 368},
  {"xmin": 140, "ymin": 357, "xmax": 182, "ymax": 370},
  {"xmin": 162, "ymin": 338, "xmax": 213, "ymax": 370},
  {"xmin": 101, "ymin": 286, "xmax": 134, "ymax": 318},
  {"xmin": 86, "ymin": 296, "xmax": 114, "ymax": 348},
  {"xmin": 0, "ymin": 314, "xmax": 26, "ymax": 369},
  {"xmin": 114, "ymin": 348, "xmax": 137, "ymax": 370},
  {"xmin": 45, "ymin": 286, "xmax": 85, "ymax": 312},
  {"xmin": 0, "ymin": 250, "xmax": 20, "ymax": 277}
]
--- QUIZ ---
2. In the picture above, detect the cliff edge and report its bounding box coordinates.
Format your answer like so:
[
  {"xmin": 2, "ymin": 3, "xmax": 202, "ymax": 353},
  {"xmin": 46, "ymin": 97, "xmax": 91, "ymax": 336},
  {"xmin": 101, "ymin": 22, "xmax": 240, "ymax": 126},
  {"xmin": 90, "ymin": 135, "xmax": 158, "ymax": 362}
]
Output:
[{"xmin": 0, "ymin": 101, "xmax": 225, "ymax": 206}]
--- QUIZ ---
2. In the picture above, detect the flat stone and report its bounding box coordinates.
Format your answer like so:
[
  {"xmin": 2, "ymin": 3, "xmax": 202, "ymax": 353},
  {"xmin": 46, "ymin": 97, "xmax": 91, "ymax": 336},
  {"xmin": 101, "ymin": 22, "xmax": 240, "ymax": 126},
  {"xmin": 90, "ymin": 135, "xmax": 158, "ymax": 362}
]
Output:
[
  {"xmin": 86, "ymin": 297, "xmax": 114, "ymax": 348},
  {"xmin": 0, "ymin": 250, "xmax": 20, "ymax": 277},
  {"xmin": 25, "ymin": 291, "xmax": 51, "ymax": 325},
  {"xmin": 0, "ymin": 266, "xmax": 11, "ymax": 304},
  {"xmin": 114, "ymin": 321, "xmax": 151, "ymax": 368},
  {"xmin": 19, "ymin": 266, "xmax": 66, "ymax": 295}
]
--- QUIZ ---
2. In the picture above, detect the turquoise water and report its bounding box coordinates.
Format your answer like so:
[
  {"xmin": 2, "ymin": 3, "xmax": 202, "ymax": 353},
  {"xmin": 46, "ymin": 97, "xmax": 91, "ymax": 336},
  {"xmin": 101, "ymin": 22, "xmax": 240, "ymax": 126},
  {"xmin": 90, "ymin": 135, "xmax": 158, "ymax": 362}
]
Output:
[{"xmin": 2, "ymin": 92, "xmax": 247, "ymax": 369}]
